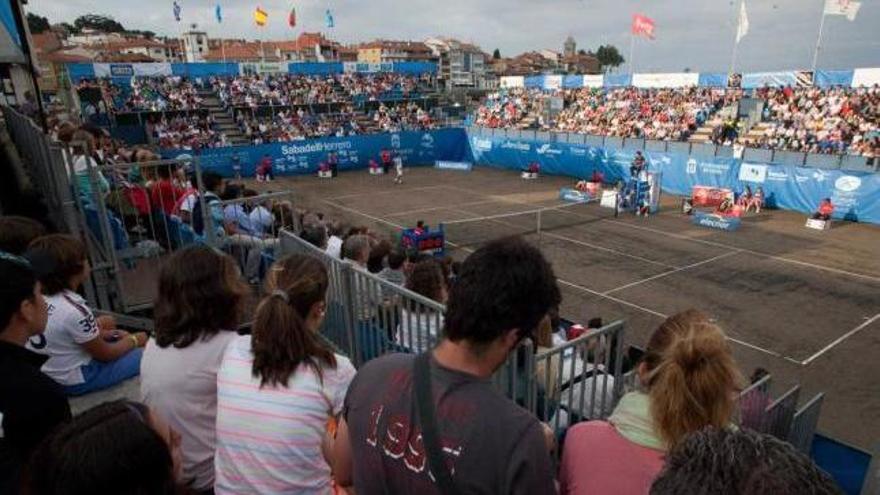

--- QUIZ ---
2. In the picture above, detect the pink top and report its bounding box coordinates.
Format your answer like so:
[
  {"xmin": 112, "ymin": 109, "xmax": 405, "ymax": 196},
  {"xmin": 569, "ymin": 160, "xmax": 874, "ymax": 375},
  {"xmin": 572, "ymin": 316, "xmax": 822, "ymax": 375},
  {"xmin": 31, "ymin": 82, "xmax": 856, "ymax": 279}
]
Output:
[{"xmin": 560, "ymin": 421, "xmax": 666, "ymax": 495}]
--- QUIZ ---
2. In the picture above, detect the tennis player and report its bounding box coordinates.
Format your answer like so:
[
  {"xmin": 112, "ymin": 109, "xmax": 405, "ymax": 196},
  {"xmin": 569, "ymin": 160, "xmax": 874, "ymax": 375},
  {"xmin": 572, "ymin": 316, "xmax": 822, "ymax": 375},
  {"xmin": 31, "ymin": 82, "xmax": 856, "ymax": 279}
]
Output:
[{"xmin": 393, "ymin": 154, "xmax": 404, "ymax": 184}]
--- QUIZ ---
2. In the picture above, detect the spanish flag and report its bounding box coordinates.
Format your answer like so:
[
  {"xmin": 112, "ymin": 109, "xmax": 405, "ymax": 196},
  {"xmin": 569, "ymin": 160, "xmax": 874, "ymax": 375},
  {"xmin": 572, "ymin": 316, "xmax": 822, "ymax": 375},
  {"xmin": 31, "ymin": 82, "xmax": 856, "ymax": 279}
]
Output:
[{"xmin": 254, "ymin": 6, "xmax": 268, "ymax": 26}]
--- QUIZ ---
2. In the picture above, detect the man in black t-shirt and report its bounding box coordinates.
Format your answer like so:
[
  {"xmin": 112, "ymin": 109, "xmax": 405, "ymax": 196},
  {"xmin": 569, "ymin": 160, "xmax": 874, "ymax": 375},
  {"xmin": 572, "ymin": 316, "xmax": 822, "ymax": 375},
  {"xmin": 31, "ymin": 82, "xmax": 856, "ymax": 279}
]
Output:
[
  {"xmin": 335, "ymin": 237, "xmax": 561, "ymax": 494},
  {"xmin": 0, "ymin": 253, "xmax": 71, "ymax": 493}
]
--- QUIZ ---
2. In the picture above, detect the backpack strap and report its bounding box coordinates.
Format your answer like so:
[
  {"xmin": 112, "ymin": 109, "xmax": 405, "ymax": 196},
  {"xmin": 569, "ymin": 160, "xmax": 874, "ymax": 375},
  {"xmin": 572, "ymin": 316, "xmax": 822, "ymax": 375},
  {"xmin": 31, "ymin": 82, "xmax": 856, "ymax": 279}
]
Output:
[{"xmin": 413, "ymin": 352, "xmax": 460, "ymax": 495}]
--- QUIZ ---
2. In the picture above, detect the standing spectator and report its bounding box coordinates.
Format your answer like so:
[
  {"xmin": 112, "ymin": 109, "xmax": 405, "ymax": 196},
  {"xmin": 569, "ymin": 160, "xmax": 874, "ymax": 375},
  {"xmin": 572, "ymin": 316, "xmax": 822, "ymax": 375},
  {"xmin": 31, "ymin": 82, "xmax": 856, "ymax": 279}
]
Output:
[
  {"xmin": 70, "ymin": 130, "xmax": 110, "ymax": 204},
  {"xmin": 560, "ymin": 309, "xmax": 743, "ymax": 495},
  {"xmin": 214, "ymin": 254, "xmax": 356, "ymax": 494},
  {"xmin": 26, "ymin": 235, "xmax": 147, "ymax": 395},
  {"xmin": 334, "ymin": 237, "xmax": 561, "ymax": 494},
  {"xmin": 191, "ymin": 172, "xmax": 226, "ymax": 237},
  {"xmin": 141, "ymin": 246, "xmax": 248, "ymax": 493},
  {"xmin": 256, "ymin": 154, "xmax": 274, "ymax": 182},
  {"xmin": 630, "ymin": 151, "xmax": 647, "ymax": 179},
  {"xmin": 0, "ymin": 253, "xmax": 71, "ymax": 494},
  {"xmin": 650, "ymin": 428, "xmax": 842, "ymax": 495},
  {"xmin": 26, "ymin": 400, "xmax": 182, "ymax": 495}
]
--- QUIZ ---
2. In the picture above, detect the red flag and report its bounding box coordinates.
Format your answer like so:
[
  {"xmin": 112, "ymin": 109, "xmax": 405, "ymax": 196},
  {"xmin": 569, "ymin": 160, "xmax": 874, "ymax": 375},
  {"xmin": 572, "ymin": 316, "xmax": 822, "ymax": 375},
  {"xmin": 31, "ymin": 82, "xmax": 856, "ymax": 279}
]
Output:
[
  {"xmin": 288, "ymin": 6, "xmax": 296, "ymax": 27},
  {"xmin": 631, "ymin": 14, "xmax": 656, "ymax": 39}
]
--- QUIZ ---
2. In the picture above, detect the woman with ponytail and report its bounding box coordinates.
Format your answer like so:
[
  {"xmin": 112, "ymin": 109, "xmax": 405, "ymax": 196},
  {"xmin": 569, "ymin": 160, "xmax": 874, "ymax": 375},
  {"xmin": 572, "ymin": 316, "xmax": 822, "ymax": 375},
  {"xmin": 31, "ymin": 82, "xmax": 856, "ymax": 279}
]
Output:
[
  {"xmin": 214, "ymin": 254, "xmax": 356, "ymax": 495},
  {"xmin": 560, "ymin": 309, "xmax": 743, "ymax": 495}
]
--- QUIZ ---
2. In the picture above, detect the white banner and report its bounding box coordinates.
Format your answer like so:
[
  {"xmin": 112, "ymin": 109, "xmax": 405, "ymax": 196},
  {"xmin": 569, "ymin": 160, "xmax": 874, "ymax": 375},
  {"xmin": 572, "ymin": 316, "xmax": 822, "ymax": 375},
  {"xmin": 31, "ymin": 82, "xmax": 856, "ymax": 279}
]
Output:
[
  {"xmin": 239, "ymin": 62, "xmax": 289, "ymax": 75},
  {"xmin": 500, "ymin": 76, "xmax": 525, "ymax": 88},
  {"xmin": 582, "ymin": 74, "xmax": 604, "ymax": 88},
  {"xmin": 342, "ymin": 62, "xmax": 395, "ymax": 73},
  {"xmin": 852, "ymin": 68, "xmax": 880, "ymax": 87},
  {"xmin": 93, "ymin": 63, "xmax": 172, "ymax": 78},
  {"xmin": 632, "ymin": 72, "xmax": 700, "ymax": 88},
  {"xmin": 824, "ymin": 0, "xmax": 861, "ymax": 21},
  {"xmin": 543, "ymin": 75, "xmax": 563, "ymax": 90},
  {"xmin": 738, "ymin": 163, "xmax": 767, "ymax": 183}
]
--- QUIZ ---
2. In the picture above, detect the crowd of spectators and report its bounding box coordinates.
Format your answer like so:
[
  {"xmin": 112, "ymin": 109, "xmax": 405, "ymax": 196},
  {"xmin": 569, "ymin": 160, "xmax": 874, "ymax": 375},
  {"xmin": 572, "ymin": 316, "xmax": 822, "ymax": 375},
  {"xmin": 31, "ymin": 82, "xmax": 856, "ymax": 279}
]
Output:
[
  {"xmin": 743, "ymin": 86, "xmax": 879, "ymax": 156},
  {"xmin": 236, "ymin": 107, "xmax": 365, "ymax": 144},
  {"xmin": 148, "ymin": 114, "xmax": 225, "ymax": 150},
  {"xmin": 371, "ymin": 101, "xmax": 436, "ymax": 132},
  {"xmin": 474, "ymin": 85, "xmax": 879, "ymax": 156},
  {"xmin": 213, "ymin": 74, "xmax": 339, "ymax": 108}
]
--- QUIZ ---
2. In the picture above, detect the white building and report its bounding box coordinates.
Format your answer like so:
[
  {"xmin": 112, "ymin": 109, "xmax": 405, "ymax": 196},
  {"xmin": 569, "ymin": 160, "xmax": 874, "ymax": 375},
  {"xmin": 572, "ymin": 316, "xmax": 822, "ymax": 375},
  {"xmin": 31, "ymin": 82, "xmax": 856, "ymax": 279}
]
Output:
[
  {"xmin": 181, "ymin": 29, "xmax": 209, "ymax": 63},
  {"xmin": 424, "ymin": 37, "xmax": 487, "ymax": 89},
  {"xmin": 68, "ymin": 29, "xmax": 124, "ymax": 45}
]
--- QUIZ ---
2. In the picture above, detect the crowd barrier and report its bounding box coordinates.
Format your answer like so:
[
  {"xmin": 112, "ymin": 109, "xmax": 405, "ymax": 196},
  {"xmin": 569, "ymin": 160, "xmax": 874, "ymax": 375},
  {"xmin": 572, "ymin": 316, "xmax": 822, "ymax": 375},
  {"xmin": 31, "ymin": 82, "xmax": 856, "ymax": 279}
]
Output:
[
  {"xmin": 160, "ymin": 128, "xmax": 471, "ymax": 178},
  {"xmin": 466, "ymin": 126, "xmax": 880, "ymax": 224}
]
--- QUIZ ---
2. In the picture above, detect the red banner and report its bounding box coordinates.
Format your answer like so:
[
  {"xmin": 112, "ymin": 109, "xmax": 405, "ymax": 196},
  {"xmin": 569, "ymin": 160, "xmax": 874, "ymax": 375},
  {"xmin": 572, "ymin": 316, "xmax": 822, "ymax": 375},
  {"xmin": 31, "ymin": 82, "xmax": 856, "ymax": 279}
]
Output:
[
  {"xmin": 692, "ymin": 186, "xmax": 734, "ymax": 207},
  {"xmin": 632, "ymin": 14, "xmax": 656, "ymax": 39}
]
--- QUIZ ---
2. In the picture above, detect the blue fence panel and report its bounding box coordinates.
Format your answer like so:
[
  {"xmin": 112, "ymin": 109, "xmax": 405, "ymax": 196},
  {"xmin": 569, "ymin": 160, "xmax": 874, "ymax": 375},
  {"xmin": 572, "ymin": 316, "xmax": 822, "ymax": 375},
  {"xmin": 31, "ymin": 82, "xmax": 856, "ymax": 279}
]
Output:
[
  {"xmin": 645, "ymin": 140, "xmax": 667, "ymax": 152},
  {"xmin": 604, "ymin": 74, "xmax": 632, "ymax": 87},
  {"xmin": 623, "ymin": 138, "xmax": 645, "ymax": 150},
  {"xmin": 805, "ymin": 153, "xmax": 841, "ymax": 169},
  {"xmin": 289, "ymin": 62, "xmax": 344, "ymax": 75},
  {"xmin": 67, "ymin": 63, "xmax": 96, "ymax": 82},
  {"xmin": 604, "ymin": 136, "xmax": 624, "ymax": 150},
  {"xmin": 524, "ymin": 75, "xmax": 544, "ymax": 88},
  {"xmin": 172, "ymin": 62, "xmax": 239, "ymax": 77},
  {"xmin": 584, "ymin": 134, "xmax": 605, "ymax": 147},
  {"xmin": 666, "ymin": 141, "xmax": 691, "ymax": 155},
  {"xmin": 840, "ymin": 155, "xmax": 877, "ymax": 172},
  {"xmin": 690, "ymin": 142, "xmax": 717, "ymax": 157},
  {"xmin": 814, "ymin": 70, "xmax": 854, "ymax": 88},
  {"xmin": 743, "ymin": 147, "xmax": 774, "ymax": 163},
  {"xmin": 567, "ymin": 133, "xmax": 585, "ymax": 145},
  {"xmin": 698, "ymin": 73, "xmax": 728, "ymax": 87},
  {"xmin": 563, "ymin": 75, "xmax": 584, "ymax": 88},
  {"xmin": 772, "ymin": 150, "xmax": 806, "ymax": 167},
  {"xmin": 393, "ymin": 62, "xmax": 437, "ymax": 74}
]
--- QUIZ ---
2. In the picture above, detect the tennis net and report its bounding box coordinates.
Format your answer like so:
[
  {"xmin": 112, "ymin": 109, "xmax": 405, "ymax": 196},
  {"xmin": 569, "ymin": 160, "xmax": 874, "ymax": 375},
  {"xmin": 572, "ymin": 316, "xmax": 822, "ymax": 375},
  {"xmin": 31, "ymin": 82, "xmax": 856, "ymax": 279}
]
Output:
[{"xmin": 441, "ymin": 198, "xmax": 616, "ymax": 249}]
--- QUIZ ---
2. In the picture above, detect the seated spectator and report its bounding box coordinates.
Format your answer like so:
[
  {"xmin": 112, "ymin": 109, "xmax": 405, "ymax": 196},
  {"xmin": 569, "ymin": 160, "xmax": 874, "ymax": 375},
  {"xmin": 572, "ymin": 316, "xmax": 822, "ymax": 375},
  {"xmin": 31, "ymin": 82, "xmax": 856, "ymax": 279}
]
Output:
[
  {"xmin": 560, "ymin": 309, "xmax": 743, "ymax": 495},
  {"xmin": 248, "ymin": 193, "xmax": 275, "ymax": 236},
  {"xmin": 214, "ymin": 254, "xmax": 356, "ymax": 494},
  {"xmin": 26, "ymin": 400, "xmax": 182, "ymax": 495},
  {"xmin": 737, "ymin": 185, "xmax": 753, "ymax": 207},
  {"xmin": 301, "ymin": 224, "xmax": 329, "ymax": 250},
  {"xmin": 650, "ymin": 428, "xmax": 842, "ymax": 495},
  {"xmin": 141, "ymin": 246, "xmax": 248, "ymax": 493},
  {"xmin": 746, "ymin": 186, "xmax": 765, "ymax": 213},
  {"xmin": 811, "ymin": 197, "xmax": 835, "ymax": 221},
  {"xmin": 0, "ymin": 216, "xmax": 47, "ymax": 255},
  {"xmin": 172, "ymin": 175, "xmax": 199, "ymax": 224},
  {"xmin": 367, "ymin": 239, "xmax": 393, "ymax": 274},
  {"xmin": 378, "ymin": 249, "xmax": 407, "ymax": 288},
  {"xmin": 191, "ymin": 172, "xmax": 226, "ymax": 237},
  {"xmin": 0, "ymin": 253, "xmax": 71, "ymax": 494},
  {"xmin": 221, "ymin": 184, "xmax": 258, "ymax": 236},
  {"xmin": 325, "ymin": 221, "xmax": 345, "ymax": 259},
  {"xmin": 396, "ymin": 259, "xmax": 448, "ymax": 353},
  {"xmin": 26, "ymin": 235, "xmax": 147, "ymax": 395},
  {"xmin": 150, "ymin": 164, "xmax": 184, "ymax": 216},
  {"xmin": 70, "ymin": 130, "xmax": 110, "ymax": 203},
  {"xmin": 334, "ymin": 237, "xmax": 561, "ymax": 493}
]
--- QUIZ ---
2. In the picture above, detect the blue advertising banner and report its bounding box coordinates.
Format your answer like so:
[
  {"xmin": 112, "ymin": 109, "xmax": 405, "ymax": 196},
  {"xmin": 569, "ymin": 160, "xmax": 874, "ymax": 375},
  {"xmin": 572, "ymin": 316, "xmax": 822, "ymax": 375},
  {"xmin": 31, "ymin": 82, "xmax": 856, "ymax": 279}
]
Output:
[
  {"xmin": 466, "ymin": 131, "xmax": 880, "ymax": 224},
  {"xmin": 814, "ymin": 70, "xmax": 854, "ymax": 88},
  {"xmin": 172, "ymin": 62, "xmax": 239, "ymax": 77},
  {"xmin": 741, "ymin": 71, "xmax": 798, "ymax": 89},
  {"xmin": 161, "ymin": 128, "xmax": 469, "ymax": 178},
  {"xmin": 698, "ymin": 73, "xmax": 728, "ymax": 87}
]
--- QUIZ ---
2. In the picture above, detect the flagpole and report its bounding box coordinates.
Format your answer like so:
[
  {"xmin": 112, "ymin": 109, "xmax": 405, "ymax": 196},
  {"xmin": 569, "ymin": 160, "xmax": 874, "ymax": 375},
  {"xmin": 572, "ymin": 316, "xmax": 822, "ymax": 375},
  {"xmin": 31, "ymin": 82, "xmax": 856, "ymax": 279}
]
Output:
[
  {"xmin": 810, "ymin": 8, "xmax": 828, "ymax": 72},
  {"xmin": 629, "ymin": 34, "xmax": 635, "ymax": 74},
  {"xmin": 729, "ymin": 0, "xmax": 744, "ymax": 74}
]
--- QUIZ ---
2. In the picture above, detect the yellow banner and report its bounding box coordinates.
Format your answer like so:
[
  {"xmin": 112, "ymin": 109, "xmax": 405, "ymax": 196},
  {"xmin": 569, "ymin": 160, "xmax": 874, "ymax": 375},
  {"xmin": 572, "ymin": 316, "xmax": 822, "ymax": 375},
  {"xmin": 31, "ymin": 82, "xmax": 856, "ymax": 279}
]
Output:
[{"xmin": 254, "ymin": 7, "xmax": 268, "ymax": 26}]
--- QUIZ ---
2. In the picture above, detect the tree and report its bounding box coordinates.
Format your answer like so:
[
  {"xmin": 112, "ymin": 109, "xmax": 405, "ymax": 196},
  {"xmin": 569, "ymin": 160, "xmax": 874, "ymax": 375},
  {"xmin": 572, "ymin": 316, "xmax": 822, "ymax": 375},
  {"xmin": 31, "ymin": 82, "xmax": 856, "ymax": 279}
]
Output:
[
  {"xmin": 26, "ymin": 13, "xmax": 51, "ymax": 34},
  {"xmin": 577, "ymin": 49, "xmax": 588, "ymax": 56},
  {"xmin": 595, "ymin": 44, "xmax": 624, "ymax": 72},
  {"xmin": 492, "ymin": 48, "xmax": 501, "ymax": 60},
  {"xmin": 58, "ymin": 22, "xmax": 78, "ymax": 35},
  {"xmin": 73, "ymin": 14, "xmax": 125, "ymax": 33}
]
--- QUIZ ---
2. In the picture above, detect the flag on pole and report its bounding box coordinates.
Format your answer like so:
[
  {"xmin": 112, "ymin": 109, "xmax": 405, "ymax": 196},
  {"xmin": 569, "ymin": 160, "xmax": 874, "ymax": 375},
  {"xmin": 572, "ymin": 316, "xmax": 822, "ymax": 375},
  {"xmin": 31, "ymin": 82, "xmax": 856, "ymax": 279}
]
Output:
[
  {"xmin": 736, "ymin": 1, "xmax": 749, "ymax": 43},
  {"xmin": 215, "ymin": 4, "xmax": 222, "ymax": 23},
  {"xmin": 173, "ymin": 1, "xmax": 182, "ymax": 22},
  {"xmin": 824, "ymin": 0, "xmax": 861, "ymax": 21},
  {"xmin": 325, "ymin": 9, "xmax": 335, "ymax": 28},
  {"xmin": 254, "ymin": 6, "xmax": 268, "ymax": 26},
  {"xmin": 288, "ymin": 6, "xmax": 296, "ymax": 27},
  {"xmin": 631, "ymin": 14, "xmax": 656, "ymax": 39}
]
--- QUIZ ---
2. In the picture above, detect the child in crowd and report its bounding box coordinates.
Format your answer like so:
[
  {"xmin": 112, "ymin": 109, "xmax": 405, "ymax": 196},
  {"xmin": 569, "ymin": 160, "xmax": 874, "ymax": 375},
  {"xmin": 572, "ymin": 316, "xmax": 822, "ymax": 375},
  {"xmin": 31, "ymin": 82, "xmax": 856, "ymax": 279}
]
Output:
[
  {"xmin": 214, "ymin": 254, "xmax": 356, "ymax": 494},
  {"xmin": 26, "ymin": 234, "xmax": 147, "ymax": 396},
  {"xmin": 141, "ymin": 246, "xmax": 248, "ymax": 493},
  {"xmin": 0, "ymin": 216, "xmax": 47, "ymax": 255}
]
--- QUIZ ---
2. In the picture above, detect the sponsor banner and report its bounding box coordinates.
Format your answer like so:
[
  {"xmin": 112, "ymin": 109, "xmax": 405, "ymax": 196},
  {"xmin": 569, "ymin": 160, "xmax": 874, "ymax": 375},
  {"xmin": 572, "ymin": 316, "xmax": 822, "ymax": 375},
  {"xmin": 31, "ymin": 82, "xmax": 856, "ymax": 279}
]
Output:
[
  {"xmin": 93, "ymin": 63, "xmax": 172, "ymax": 78},
  {"xmin": 500, "ymin": 76, "xmax": 525, "ymax": 88},
  {"xmin": 741, "ymin": 71, "xmax": 798, "ymax": 89},
  {"xmin": 805, "ymin": 218, "xmax": 830, "ymax": 230},
  {"xmin": 698, "ymin": 73, "xmax": 728, "ymax": 87},
  {"xmin": 543, "ymin": 75, "xmax": 563, "ymax": 90},
  {"xmin": 161, "ymin": 129, "xmax": 469, "ymax": 178},
  {"xmin": 582, "ymin": 75, "xmax": 604, "ymax": 88},
  {"xmin": 814, "ymin": 70, "xmax": 854, "ymax": 88},
  {"xmin": 851, "ymin": 67, "xmax": 880, "ymax": 87},
  {"xmin": 738, "ymin": 163, "xmax": 767, "ymax": 183},
  {"xmin": 342, "ymin": 62, "xmax": 395, "ymax": 73},
  {"xmin": 632, "ymin": 72, "xmax": 699, "ymax": 88},
  {"xmin": 692, "ymin": 186, "xmax": 734, "ymax": 207},
  {"xmin": 435, "ymin": 160, "xmax": 473, "ymax": 171},
  {"xmin": 239, "ymin": 62, "xmax": 289, "ymax": 75},
  {"xmin": 692, "ymin": 211, "xmax": 741, "ymax": 231}
]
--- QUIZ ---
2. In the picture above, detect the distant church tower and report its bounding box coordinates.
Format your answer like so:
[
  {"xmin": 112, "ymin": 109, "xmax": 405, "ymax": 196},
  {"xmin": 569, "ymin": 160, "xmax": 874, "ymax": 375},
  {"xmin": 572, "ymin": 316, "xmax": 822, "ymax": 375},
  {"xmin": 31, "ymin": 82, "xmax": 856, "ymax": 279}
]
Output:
[{"xmin": 564, "ymin": 36, "xmax": 576, "ymax": 57}]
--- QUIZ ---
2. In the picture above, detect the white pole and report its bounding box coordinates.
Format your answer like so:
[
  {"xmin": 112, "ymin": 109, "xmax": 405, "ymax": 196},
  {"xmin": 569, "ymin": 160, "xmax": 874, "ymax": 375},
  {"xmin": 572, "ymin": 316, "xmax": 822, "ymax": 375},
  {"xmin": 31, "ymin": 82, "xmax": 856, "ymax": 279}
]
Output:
[
  {"xmin": 629, "ymin": 34, "xmax": 635, "ymax": 74},
  {"xmin": 729, "ymin": 0, "xmax": 744, "ymax": 74},
  {"xmin": 811, "ymin": 8, "xmax": 828, "ymax": 73}
]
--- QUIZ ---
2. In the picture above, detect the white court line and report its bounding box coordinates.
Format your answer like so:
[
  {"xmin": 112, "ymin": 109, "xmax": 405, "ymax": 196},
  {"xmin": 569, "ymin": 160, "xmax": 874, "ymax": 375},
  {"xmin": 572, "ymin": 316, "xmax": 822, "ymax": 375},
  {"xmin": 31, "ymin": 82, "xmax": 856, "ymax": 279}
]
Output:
[
  {"xmin": 328, "ymin": 184, "xmax": 448, "ymax": 201},
  {"xmin": 801, "ymin": 313, "xmax": 880, "ymax": 366},
  {"xmin": 441, "ymin": 184, "xmax": 880, "ymax": 284},
  {"xmin": 322, "ymin": 197, "xmax": 803, "ymax": 365},
  {"xmin": 385, "ymin": 199, "xmax": 500, "ymax": 218},
  {"xmin": 448, "ymin": 207, "xmax": 678, "ymax": 269},
  {"xmin": 603, "ymin": 251, "xmax": 742, "ymax": 295}
]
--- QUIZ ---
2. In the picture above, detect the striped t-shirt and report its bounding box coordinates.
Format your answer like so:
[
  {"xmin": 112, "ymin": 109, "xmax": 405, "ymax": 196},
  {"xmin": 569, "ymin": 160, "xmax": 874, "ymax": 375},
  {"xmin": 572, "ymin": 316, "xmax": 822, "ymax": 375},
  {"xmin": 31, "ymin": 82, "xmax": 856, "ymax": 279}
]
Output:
[{"xmin": 214, "ymin": 335, "xmax": 356, "ymax": 494}]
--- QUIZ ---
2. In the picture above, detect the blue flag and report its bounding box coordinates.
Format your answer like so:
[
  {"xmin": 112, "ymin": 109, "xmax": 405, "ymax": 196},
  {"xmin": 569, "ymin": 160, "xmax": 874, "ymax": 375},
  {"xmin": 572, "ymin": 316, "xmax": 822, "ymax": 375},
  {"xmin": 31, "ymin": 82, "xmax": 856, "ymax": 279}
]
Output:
[
  {"xmin": 325, "ymin": 9, "xmax": 335, "ymax": 28},
  {"xmin": 173, "ymin": 1, "xmax": 182, "ymax": 22},
  {"xmin": 215, "ymin": 4, "xmax": 222, "ymax": 23}
]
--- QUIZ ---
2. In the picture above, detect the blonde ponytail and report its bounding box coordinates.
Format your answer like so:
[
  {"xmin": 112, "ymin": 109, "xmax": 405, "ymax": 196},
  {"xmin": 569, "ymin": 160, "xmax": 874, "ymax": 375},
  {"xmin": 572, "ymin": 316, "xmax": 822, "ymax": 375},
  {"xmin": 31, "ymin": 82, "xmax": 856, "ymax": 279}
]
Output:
[{"xmin": 643, "ymin": 310, "xmax": 743, "ymax": 448}]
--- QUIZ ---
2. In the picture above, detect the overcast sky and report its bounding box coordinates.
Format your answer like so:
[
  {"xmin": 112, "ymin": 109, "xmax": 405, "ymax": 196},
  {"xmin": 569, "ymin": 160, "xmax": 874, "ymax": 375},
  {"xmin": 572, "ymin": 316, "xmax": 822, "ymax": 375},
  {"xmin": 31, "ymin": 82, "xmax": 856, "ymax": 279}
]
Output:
[{"xmin": 26, "ymin": 0, "xmax": 880, "ymax": 72}]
